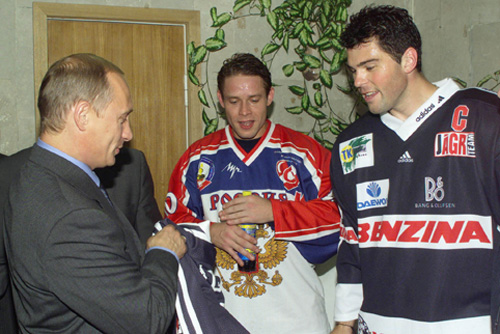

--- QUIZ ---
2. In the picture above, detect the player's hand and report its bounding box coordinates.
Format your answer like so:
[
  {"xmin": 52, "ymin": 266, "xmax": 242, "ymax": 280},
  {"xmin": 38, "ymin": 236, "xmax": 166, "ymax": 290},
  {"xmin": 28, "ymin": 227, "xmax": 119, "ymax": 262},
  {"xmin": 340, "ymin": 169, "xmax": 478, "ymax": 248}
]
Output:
[
  {"xmin": 330, "ymin": 321, "xmax": 356, "ymax": 334},
  {"xmin": 210, "ymin": 222, "xmax": 259, "ymax": 266},
  {"xmin": 218, "ymin": 194, "xmax": 273, "ymax": 225},
  {"xmin": 146, "ymin": 224, "xmax": 187, "ymax": 259}
]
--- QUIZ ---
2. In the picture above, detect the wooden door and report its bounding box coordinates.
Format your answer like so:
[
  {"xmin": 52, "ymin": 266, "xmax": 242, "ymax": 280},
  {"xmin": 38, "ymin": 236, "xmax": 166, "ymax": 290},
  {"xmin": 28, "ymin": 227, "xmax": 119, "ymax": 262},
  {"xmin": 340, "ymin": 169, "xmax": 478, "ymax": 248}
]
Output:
[{"xmin": 33, "ymin": 3, "xmax": 201, "ymax": 212}]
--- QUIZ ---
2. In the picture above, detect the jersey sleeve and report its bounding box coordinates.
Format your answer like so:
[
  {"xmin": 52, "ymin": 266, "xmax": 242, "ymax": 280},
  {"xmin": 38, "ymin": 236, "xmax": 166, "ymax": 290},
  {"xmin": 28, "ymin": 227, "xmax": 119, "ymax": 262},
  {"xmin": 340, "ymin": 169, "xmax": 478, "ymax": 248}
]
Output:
[
  {"xmin": 330, "ymin": 139, "xmax": 363, "ymax": 321},
  {"xmin": 164, "ymin": 146, "xmax": 205, "ymax": 225},
  {"xmin": 272, "ymin": 139, "xmax": 341, "ymax": 263}
]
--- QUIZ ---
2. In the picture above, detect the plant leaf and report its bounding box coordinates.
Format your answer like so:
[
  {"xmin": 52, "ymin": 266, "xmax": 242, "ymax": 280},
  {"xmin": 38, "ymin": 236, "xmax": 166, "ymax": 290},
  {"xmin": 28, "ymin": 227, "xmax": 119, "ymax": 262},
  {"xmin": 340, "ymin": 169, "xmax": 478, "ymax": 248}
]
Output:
[
  {"xmin": 329, "ymin": 125, "xmax": 341, "ymax": 135},
  {"xmin": 288, "ymin": 85, "xmax": 305, "ymax": 96},
  {"xmin": 294, "ymin": 61, "xmax": 307, "ymax": 71},
  {"xmin": 298, "ymin": 29, "xmax": 309, "ymax": 47},
  {"xmin": 314, "ymin": 91, "xmax": 323, "ymax": 106},
  {"xmin": 233, "ymin": 0, "xmax": 252, "ymax": 13},
  {"xmin": 210, "ymin": 7, "xmax": 217, "ymax": 22},
  {"xmin": 322, "ymin": 139, "xmax": 334, "ymax": 150},
  {"xmin": 320, "ymin": 69, "xmax": 333, "ymax": 88},
  {"xmin": 191, "ymin": 45, "xmax": 207, "ymax": 65},
  {"xmin": 330, "ymin": 52, "xmax": 342, "ymax": 73},
  {"xmin": 305, "ymin": 105, "xmax": 327, "ymax": 119},
  {"xmin": 188, "ymin": 71, "xmax": 200, "ymax": 86},
  {"xmin": 477, "ymin": 74, "xmax": 493, "ymax": 87},
  {"xmin": 202, "ymin": 109, "xmax": 210, "ymax": 125},
  {"xmin": 286, "ymin": 106, "xmax": 303, "ymax": 114},
  {"xmin": 261, "ymin": 43, "xmax": 280, "ymax": 56},
  {"xmin": 267, "ymin": 11, "xmax": 278, "ymax": 30},
  {"xmin": 289, "ymin": 85, "xmax": 305, "ymax": 95},
  {"xmin": 204, "ymin": 118, "xmax": 219, "ymax": 135},
  {"xmin": 187, "ymin": 41, "xmax": 195, "ymax": 56},
  {"xmin": 283, "ymin": 32, "xmax": 290, "ymax": 51},
  {"xmin": 260, "ymin": 0, "xmax": 272, "ymax": 10},
  {"xmin": 282, "ymin": 64, "xmax": 294, "ymax": 77},
  {"xmin": 215, "ymin": 29, "xmax": 225, "ymax": 41},
  {"xmin": 301, "ymin": 94, "xmax": 310, "ymax": 110},
  {"xmin": 205, "ymin": 37, "xmax": 227, "ymax": 51},
  {"xmin": 213, "ymin": 12, "xmax": 232, "ymax": 27},
  {"xmin": 303, "ymin": 54, "xmax": 321, "ymax": 68},
  {"xmin": 198, "ymin": 89, "xmax": 210, "ymax": 107}
]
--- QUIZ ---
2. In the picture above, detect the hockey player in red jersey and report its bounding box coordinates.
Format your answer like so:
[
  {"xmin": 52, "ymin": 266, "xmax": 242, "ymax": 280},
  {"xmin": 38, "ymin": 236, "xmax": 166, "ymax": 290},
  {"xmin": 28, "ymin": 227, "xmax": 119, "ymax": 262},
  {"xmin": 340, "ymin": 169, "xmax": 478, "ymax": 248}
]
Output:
[
  {"xmin": 166, "ymin": 53, "xmax": 341, "ymax": 333},
  {"xmin": 330, "ymin": 5, "xmax": 500, "ymax": 334}
]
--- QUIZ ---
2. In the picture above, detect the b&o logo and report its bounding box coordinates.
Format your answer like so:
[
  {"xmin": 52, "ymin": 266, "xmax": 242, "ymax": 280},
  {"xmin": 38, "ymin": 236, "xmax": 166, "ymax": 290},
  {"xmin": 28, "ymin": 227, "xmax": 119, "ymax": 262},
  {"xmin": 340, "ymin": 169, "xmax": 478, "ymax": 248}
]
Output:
[{"xmin": 425, "ymin": 176, "xmax": 445, "ymax": 202}]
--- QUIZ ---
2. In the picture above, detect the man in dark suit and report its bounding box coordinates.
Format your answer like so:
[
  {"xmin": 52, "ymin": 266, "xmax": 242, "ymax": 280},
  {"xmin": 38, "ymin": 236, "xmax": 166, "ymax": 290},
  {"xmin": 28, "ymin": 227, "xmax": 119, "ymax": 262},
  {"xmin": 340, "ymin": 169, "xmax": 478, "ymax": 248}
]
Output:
[
  {"xmin": 0, "ymin": 151, "xmax": 23, "ymax": 334},
  {"xmin": 0, "ymin": 146, "xmax": 161, "ymax": 333},
  {"xmin": 3, "ymin": 53, "xmax": 185, "ymax": 333}
]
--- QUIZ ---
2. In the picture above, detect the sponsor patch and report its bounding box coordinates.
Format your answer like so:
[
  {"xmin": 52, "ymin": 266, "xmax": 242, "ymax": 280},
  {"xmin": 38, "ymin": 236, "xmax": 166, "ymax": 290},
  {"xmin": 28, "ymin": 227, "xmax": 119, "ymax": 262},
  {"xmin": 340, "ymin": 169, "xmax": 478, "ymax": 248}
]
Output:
[
  {"xmin": 354, "ymin": 214, "xmax": 493, "ymax": 250},
  {"xmin": 434, "ymin": 132, "xmax": 475, "ymax": 158},
  {"xmin": 339, "ymin": 134, "xmax": 374, "ymax": 174},
  {"xmin": 356, "ymin": 179, "xmax": 389, "ymax": 211}
]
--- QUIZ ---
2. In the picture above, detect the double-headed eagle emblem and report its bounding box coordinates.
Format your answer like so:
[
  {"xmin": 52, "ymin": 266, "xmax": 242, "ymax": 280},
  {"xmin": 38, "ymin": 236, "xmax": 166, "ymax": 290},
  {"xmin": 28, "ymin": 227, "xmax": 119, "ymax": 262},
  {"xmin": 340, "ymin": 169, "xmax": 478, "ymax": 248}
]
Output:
[{"xmin": 216, "ymin": 224, "xmax": 287, "ymax": 298}]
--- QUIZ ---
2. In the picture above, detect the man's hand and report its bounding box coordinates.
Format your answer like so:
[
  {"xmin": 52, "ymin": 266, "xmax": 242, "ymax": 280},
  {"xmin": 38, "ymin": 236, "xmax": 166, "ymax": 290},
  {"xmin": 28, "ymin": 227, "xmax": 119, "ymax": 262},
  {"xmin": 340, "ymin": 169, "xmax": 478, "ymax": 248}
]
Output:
[
  {"xmin": 146, "ymin": 224, "xmax": 187, "ymax": 259},
  {"xmin": 210, "ymin": 222, "xmax": 259, "ymax": 267},
  {"xmin": 218, "ymin": 194, "xmax": 273, "ymax": 225},
  {"xmin": 330, "ymin": 321, "xmax": 356, "ymax": 334}
]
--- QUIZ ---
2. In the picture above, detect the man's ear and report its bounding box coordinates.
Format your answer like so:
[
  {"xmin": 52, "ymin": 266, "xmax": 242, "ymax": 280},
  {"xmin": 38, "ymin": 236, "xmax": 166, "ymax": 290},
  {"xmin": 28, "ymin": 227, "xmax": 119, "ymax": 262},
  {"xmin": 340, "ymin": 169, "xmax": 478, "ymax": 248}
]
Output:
[
  {"xmin": 402, "ymin": 47, "xmax": 418, "ymax": 73},
  {"xmin": 73, "ymin": 101, "xmax": 92, "ymax": 131},
  {"xmin": 266, "ymin": 87, "xmax": 275, "ymax": 106},
  {"xmin": 217, "ymin": 90, "xmax": 225, "ymax": 108}
]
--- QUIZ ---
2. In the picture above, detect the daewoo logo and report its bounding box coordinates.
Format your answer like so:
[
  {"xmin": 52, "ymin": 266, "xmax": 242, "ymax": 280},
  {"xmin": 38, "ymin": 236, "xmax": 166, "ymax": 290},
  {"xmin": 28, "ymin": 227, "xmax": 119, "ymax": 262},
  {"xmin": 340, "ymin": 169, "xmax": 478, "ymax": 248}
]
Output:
[
  {"xmin": 341, "ymin": 214, "xmax": 492, "ymax": 250},
  {"xmin": 356, "ymin": 179, "xmax": 389, "ymax": 211}
]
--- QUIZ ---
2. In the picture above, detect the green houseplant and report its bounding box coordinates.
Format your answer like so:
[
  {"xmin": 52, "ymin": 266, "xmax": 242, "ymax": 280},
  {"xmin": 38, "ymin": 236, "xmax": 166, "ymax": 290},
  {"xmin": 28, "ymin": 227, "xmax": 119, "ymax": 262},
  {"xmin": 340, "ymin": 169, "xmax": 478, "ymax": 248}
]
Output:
[
  {"xmin": 187, "ymin": 0, "xmax": 354, "ymax": 150},
  {"xmin": 187, "ymin": 0, "xmax": 500, "ymax": 149}
]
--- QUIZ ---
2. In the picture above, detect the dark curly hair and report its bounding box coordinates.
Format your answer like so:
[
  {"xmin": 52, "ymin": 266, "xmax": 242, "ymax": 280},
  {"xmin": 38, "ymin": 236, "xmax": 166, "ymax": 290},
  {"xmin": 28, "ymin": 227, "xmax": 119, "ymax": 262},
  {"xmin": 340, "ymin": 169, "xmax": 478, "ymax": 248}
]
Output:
[
  {"xmin": 217, "ymin": 53, "xmax": 272, "ymax": 97},
  {"xmin": 340, "ymin": 5, "xmax": 422, "ymax": 71}
]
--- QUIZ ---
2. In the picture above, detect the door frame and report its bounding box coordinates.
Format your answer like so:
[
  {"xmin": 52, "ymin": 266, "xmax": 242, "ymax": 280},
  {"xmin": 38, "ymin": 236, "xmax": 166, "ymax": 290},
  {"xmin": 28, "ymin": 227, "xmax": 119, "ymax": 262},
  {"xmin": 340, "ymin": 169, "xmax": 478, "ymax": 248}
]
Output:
[{"xmin": 33, "ymin": 2, "xmax": 202, "ymax": 144}]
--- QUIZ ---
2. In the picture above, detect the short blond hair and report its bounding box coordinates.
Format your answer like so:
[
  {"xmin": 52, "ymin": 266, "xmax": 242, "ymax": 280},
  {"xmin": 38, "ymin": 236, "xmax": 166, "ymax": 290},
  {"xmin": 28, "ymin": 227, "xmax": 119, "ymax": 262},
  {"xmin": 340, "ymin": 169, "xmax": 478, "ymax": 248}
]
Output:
[{"xmin": 38, "ymin": 53, "xmax": 125, "ymax": 134}]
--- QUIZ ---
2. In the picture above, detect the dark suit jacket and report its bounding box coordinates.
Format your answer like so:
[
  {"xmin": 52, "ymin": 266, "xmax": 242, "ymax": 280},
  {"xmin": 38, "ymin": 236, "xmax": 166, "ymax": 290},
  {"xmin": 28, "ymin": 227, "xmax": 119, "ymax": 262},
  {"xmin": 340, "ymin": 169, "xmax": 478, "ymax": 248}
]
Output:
[
  {"xmin": 4, "ymin": 145, "xmax": 178, "ymax": 333},
  {"xmin": 0, "ymin": 149, "xmax": 31, "ymax": 334},
  {"xmin": 0, "ymin": 147, "xmax": 161, "ymax": 333},
  {"xmin": 96, "ymin": 147, "xmax": 162, "ymax": 246}
]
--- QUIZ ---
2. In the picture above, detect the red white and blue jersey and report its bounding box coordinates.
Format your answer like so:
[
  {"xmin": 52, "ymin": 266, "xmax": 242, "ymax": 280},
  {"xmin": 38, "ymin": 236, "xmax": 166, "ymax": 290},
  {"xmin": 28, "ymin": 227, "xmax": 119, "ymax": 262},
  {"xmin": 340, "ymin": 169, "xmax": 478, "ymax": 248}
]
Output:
[
  {"xmin": 331, "ymin": 79, "xmax": 500, "ymax": 334},
  {"xmin": 166, "ymin": 120, "xmax": 340, "ymax": 334}
]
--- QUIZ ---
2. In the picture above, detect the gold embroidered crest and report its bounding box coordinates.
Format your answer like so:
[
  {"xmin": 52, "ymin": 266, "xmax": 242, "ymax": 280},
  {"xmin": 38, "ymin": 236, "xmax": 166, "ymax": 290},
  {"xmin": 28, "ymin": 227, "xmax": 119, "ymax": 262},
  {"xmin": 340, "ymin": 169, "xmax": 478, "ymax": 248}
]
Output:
[{"xmin": 216, "ymin": 225, "xmax": 287, "ymax": 298}]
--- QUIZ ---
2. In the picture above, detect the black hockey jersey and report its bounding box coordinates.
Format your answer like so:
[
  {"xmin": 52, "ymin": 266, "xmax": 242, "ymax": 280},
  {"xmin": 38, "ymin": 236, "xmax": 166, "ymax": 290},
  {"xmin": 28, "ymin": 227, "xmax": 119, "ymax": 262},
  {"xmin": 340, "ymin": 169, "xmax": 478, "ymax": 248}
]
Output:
[{"xmin": 330, "ymin": 79, "xmax": 500, "ymax": 334}]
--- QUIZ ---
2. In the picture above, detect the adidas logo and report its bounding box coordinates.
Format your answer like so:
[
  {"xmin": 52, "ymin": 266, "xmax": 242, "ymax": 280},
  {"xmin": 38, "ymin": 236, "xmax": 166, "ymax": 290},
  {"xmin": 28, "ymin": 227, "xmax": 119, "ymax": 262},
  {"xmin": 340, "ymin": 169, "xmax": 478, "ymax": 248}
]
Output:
[{"xmin": 398, "ymin": 151, "xmax": 414, "ymax": 163}]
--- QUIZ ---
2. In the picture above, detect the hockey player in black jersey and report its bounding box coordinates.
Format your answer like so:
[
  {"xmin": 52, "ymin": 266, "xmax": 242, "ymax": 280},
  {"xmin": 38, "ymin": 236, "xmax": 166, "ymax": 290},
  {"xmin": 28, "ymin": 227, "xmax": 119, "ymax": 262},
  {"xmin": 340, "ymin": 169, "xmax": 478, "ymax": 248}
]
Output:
[{"xmin": 330, "ymin": 5, "xmax": 500, "ymax": 334}]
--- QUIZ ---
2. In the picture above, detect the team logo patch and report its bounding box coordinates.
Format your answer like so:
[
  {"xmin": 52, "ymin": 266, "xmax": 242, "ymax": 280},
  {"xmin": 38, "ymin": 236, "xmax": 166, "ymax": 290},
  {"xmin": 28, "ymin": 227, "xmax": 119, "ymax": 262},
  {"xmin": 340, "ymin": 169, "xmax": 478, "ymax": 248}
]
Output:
[
  {"xmin": 434, "ymin": 132, "xmax": 475, "ymax": 158},
  {"xmin": 339, "ymin": 134, "xmax": 374, "ymax": 174},
  {"xmin": 197, "ymin": 157, "xmax": 215, "ymax": 191},
  {"xmin": 356, "ymin": 179, "xmax": 389, "ymax": 211},
  {"xmin": 276, "ymin": 160, "xmax": 299, "ymax": 190}
]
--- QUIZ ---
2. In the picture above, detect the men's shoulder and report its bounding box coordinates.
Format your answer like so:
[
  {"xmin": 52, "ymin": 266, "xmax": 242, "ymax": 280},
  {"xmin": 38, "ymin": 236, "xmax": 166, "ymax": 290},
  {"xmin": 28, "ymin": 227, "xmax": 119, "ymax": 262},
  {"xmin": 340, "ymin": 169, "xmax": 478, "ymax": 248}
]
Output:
[
  {"xmin": 0, "ymin": 147, "xmax": 32, "ymax": 170},
  {"xmin": 453, "ymin": 87, "xmax": 500, "ymax": 109},
  {"xmin": 334, "ymin": 112, "xmax": 379, "ymax": 147},
  {"xmin": 274, "ymin": 123, "xmax": 325, "ymax": 149},
  {"xmin": 186, "ymin": 127, "xmax": 228, "ymax": 153}
]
